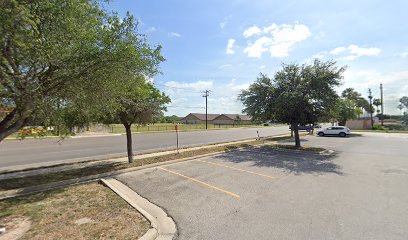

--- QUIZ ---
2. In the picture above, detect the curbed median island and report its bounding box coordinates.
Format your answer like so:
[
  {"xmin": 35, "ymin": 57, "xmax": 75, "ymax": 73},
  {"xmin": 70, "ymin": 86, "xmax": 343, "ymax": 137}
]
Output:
[
  {"xmin": 0, "ymin": 182, "xmax": 150, "ymax": 240},
  {"xmin": 0, "ymin": 135, "xmax": 311, "ymax": 193}
]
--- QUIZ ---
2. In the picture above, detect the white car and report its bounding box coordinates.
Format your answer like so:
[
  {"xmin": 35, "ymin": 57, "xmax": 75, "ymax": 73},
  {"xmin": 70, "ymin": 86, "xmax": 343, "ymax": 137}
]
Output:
[{"xmin": 317, "ymin": 126, "xmax": 350, "ymax": 137}]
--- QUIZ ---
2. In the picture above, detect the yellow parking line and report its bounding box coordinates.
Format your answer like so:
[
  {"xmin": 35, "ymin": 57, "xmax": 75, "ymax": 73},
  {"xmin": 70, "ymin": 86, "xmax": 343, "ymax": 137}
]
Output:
[
  {"xmin": 195, "ymin": 160, "xmax": 275, "ymax": 180},
  {"xmin": 157, "ymin": 167, "xmax": 240, "ymax": 199}
]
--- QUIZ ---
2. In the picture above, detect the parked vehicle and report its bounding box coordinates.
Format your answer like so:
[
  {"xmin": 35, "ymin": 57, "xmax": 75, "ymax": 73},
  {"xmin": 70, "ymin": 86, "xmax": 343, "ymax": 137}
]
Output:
[
  {"xmin": 317, "ymin": 126, "xmax": 350, "ymax": 137},
  {"xmin": 313, "ymin": 124, "xmax": 322, "ymax": 128},
  {"xmin": 289, "ymin": 125, "xmax": 313, "ymax": 132}
]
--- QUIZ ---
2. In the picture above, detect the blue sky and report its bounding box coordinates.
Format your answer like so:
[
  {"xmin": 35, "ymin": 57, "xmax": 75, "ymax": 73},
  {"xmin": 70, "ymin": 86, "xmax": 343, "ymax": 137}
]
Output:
[{"xmin": 106, "ymin": 0, "xmax": 408, "ymax": 116}]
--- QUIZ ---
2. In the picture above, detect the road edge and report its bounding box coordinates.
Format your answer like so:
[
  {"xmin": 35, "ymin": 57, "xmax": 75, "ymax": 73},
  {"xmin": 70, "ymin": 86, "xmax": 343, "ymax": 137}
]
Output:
[{"xmin": 100, "ymin": 178, "xmax": 177, "ymax": 240}]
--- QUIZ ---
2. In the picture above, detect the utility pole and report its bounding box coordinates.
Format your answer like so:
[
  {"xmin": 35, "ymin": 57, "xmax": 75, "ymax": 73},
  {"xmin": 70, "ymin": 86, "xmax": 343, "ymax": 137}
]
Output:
[
  {"xmin": 368, "ymin": 88, "xmax": 374, "ymax": 129},
  {"xmin": 202, "ymin": 90, "xmax": 210, "ymax": 129},
  {"xmin": 380, "ymin": 83, "xmax": 384, "ymax": 126}
]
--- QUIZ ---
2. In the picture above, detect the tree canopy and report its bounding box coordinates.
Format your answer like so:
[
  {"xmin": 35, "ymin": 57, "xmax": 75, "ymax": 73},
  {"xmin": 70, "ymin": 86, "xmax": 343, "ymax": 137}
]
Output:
[
  {"xmin": 0, "ymin": 0, "xmax": 164, "ymax": 141},
  {"xmin": 240, "ymin": 60, "xmax": 345, "ymax": 147},
  {"xmin": 334, "ymin": 88, "xmax": 370, "ymax": 125}
]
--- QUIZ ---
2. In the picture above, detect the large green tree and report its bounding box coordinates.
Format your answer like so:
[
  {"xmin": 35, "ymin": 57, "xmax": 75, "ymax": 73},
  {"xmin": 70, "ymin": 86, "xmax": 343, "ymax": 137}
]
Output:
[
  {"xmin": 0, "ymin": 0, "xmax": 163, "ymax": 141},
  {"xmin": 0, "ymin": 0, "xmax": 104, "ymax": 140},
  {"xmin": 240, "ymin": 60, "xmax": 345, "ymax": 147}
]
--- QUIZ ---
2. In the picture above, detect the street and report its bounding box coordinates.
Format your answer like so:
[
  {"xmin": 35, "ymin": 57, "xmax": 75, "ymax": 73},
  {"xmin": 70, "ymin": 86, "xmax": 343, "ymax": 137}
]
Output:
[
  {"xmin": 116, "ymin": 132, "xmax": 408, "ymax": 240},
  {"xmin": 0, "ymin": 125, "xmax": 289, "ymax": 169}
]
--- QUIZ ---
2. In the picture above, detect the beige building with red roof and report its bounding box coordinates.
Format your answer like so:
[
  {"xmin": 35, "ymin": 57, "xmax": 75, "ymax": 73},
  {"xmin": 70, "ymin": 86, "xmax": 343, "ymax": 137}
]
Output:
[{"xmin": 180, "ymin": 113, "xmax": 253, "ymax": 125}]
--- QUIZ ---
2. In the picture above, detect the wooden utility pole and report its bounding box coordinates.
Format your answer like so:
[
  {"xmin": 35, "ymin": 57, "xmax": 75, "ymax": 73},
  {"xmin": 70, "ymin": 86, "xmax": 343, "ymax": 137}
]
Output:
[
  {"xmin": 368, "ymin": 88, "xmax": 374, "ymax": 129},
  {"xmin": 380, "ymin": 83, "xmax": 384, "ymax": 126},
  {"xmin": 202, "ymin": 90, "xmax": 210, "ymax": 129}
]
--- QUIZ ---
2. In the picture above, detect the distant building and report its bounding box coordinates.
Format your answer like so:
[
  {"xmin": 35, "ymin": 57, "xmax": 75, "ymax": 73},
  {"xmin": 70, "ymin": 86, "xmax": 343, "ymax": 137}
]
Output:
[
  {"xmin": 179, "ymin": 113, "xmax": 220, "ymax": 124},
  {"xmin": 346, "ymin": 117, "xmax": 379, "ymax": 130},
  {"xmin": 213, "ymin": 114, "xmax": 253, "ymax": 125},
  {"xmin": 179, "ymin": 113, "xmax": 253, "ymax": 125}
]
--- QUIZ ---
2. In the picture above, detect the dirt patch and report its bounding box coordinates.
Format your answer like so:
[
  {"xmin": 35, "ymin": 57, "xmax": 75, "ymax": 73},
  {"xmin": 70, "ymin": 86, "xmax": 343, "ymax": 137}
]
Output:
[
  {"xmin": 0, "ymin": 183, "xmax": 149, "ymax": 239},
  {"xmin": 0, "ymin": 216, "xmax": 31, "ymax": 240}
]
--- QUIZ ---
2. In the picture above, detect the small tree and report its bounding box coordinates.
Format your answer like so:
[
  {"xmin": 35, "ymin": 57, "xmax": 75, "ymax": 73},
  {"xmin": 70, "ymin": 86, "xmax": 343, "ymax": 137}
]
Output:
[
  {"xmin": 373, "ymin": 98, "xmax": 381, "ymax": 115},
  {"xmin": 335, "ymin": 88, "xmax": 370, "ymax": 125},
  {"xmin": 397, "ymin": 103, "xmax": 404, "ymax": 115},
  {"xmin": 240, "ymin": 60, "xmax": 344, "ymax": 147},
  {"xmin": 399, "ymin": 96, "xmax": 408, "ymax": 126},
  {"xmin": 335, "ymin": 98, "xmax": 362, "ymax": 126},
  {"xmin": 112, "ymin": 81, "xmax": 170, "ymax": 163},
  {"xmin": 399, "ymin": 96, "xmax": 408, "ymax": 111}
]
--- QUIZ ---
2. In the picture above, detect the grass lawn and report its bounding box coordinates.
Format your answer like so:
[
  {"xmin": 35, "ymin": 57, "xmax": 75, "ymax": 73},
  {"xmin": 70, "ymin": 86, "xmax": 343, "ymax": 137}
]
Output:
[
  {"xmin": 352, "ymin": 129, "xmax": 408, "ymax": 133},
  {"xmin": 109, "ymin": 123, "xmax": 267, "ymax": 134},
  {"xmin": 0, "ymin": 182, "xmax": 149, "ymax": 239}
]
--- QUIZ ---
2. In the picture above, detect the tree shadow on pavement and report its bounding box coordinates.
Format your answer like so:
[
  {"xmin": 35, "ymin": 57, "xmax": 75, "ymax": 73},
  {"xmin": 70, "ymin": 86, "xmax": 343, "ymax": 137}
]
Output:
[{"xmin": 215, "ymin": 145, "xmax": 343, "ymax": 175}]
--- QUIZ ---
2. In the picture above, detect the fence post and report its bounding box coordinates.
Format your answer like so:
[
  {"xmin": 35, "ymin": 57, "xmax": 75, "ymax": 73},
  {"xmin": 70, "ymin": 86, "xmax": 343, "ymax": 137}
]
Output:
[{"xmin": 175, "ymin": 125, "xmax": 179, "ymax": 154}]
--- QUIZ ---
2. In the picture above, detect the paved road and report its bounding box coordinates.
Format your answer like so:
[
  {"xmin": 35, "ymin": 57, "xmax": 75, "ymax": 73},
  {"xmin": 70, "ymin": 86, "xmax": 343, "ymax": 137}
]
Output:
[
  {"xmin": 117, "ymin": 132, "xmax": 408, "ymax": 240},
  {"xmin": 0, "ymin": 126, "xmax": 289, "ymax": 169}
]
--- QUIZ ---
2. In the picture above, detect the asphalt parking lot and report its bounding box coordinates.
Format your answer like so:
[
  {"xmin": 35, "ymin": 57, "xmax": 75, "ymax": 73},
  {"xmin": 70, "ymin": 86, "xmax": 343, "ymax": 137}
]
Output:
[{"xmin": 116, "ymin": 132, "xmax": 408, "ymax": 240}]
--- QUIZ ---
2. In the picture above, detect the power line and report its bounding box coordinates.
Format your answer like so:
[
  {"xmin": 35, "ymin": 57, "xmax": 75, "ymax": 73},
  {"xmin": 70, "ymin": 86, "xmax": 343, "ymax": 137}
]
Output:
[
  {"xmin": 380, "ymin": 83, "xmax": 384, "ymax": 126},
  {"xmin": 368, "ymin": 88, "xmax": 374, "ymax": 129}
]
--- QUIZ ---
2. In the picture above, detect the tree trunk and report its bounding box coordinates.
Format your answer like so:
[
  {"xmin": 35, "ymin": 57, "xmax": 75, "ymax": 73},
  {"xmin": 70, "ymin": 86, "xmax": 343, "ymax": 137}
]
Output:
[
  {"xmin": 292, "ymin": 124, "xmax": 301, "ymax": 147},
  {"xmin": 124, "ymin": 124, "xmax": 134, "ymax": 163},
  {"xmin": 0, "ymin": 118, "xmax": 27, "ymax": 141},
  {"xmin": 0, "ymin": 108, "xmax": 31, "ymax": 142}
]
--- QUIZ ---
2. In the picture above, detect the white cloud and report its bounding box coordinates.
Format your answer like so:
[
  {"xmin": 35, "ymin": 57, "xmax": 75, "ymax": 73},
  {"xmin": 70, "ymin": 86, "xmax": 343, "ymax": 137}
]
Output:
[
  {"xmin": 398, "ymin": 50, "xmax": 408, "ymax": 58},
  {"xmin": 243, "ymin": 36, "xmax": 272, "ymax": 58},
  {"xmin": 243, "ymin": 23, "xmax": 311, "ymax": 58},
  {"xmin": 227, "ymin": 79, "xmax": 250, "ymax": 92},
  {"xmin": 164, "ymin": 80, "xmax": 213, "ymax": 91},
  {"xmin": 226, "ymin": 38, "xmax": 236, "ymax": 55},
  {"xmin": 260, "ymin": 65, "xmax": 266, "ymax": 69},
  {"xmin": 329, "ymin": 44, "xmax": 381, "ymax": 60},
  {"xmin": 243, "ymin": 25, "xmax": 262, "ymax": 38},
  {"xmin": 169, "ymin": 32, "xmax": 181, "ymax": 37},
  {"xmin": 330, "ymin": 47, "xmax": 347, "ymax": 55},
  {"xmin": 312, "ymin": 51, "xmax": 327, "ymax": 59},
  {"xmin": 348, "ymin": 44, "xmax": 381, "ymax": 56},
  {"xmin": 262, "ymin": 23, "xmax": 278, "ymax": 34}
]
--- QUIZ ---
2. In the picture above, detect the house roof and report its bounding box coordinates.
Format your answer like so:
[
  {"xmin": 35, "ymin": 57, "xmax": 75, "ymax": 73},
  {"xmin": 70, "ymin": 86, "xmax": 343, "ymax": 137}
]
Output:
[
  {"xmin": 215, "ymin": 114, "xmax": 253, "ymax": 121},
  {"xmin": 181, "ymin": 113, "xmax": 220, "ymax": 121}
]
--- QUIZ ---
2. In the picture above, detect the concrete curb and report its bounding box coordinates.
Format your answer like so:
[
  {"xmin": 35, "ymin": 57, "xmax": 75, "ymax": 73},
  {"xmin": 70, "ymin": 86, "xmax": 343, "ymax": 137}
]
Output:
[
  {"xmin": 0, "ymin": 136, "xmax": 266, "ymax": 174},
  {"xmin": 319, "ymin": 149, "xmax": 335, "ymax": 156},
  {"xmin": 101, "ymin": 178, "xmax": 177, "ymax": 240}
]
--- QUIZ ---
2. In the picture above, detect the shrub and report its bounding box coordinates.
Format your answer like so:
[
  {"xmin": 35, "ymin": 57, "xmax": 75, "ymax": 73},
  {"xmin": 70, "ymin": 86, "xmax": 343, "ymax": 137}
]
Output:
[
  {"xmin": 372, "ymin": 124, "xmax": 384, "ymax": 130},
  {"xmin": 385, "ymin": 124, "xmax": 408, "ymax": 131},
  {"xmin": 17, "ymin": 127, "xmax": 48, "ymax": 139}
]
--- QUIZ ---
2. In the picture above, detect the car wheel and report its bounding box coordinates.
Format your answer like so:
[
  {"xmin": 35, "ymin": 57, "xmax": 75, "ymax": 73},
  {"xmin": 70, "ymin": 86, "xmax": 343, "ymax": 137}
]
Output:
[
  {"xmin": 339, "ymin": 132, "xmax": 346, "ymax": 137},
  {"xmin": 318, "ymin": 132, "xmax": 324, "ymax": 137}
]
